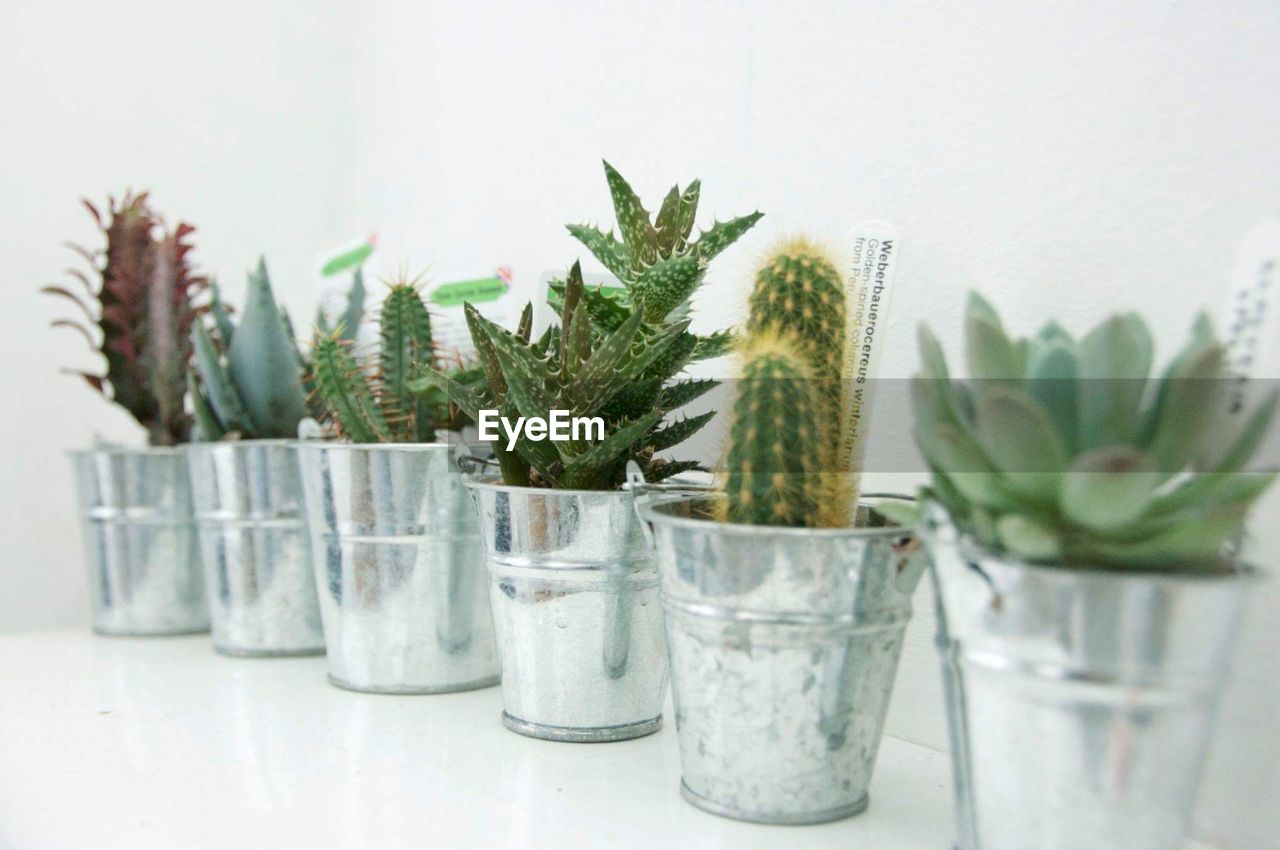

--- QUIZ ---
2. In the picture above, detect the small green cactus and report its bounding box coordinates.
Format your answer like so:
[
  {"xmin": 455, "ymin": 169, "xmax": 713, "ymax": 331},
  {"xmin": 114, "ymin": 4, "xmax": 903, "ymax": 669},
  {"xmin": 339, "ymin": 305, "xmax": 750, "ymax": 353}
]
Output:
[
  {"xmin": 912, "ymin": 293, "xmax": 1278, "ymax": 571},
  {"xmin": 310, "ymin": 280, "xmax": 453, "ymax": 443},
  {"xmin": 746, "ymin": 237, "xmax": 846, "ymax": 438},
  {"xmin": 722, "ymin": 333, "xmax": 826, "ymax": 526},
  {"xmin": 43, "ymin": 192, "xmax": 205, "ymax": 446}
]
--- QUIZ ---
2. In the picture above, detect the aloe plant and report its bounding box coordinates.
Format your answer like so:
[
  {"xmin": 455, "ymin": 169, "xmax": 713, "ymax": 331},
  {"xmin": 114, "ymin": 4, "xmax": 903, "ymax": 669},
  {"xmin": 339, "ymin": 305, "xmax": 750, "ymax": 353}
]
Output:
[
  {"xmin": 417, "ymin": 263, "xmax": 716, "ymax": 490},
  {"xmin": 189, "ymin": 258, "xmax": 312, "ymax": 440},
  {"xmin": 417, "ymin": 162, "xmax": 762, "ymax": 490},
  {"xmin": 552, "ymin": 160, "xmax": 762, "ymax": 362},
  {"xmin": 910, "ymin": 293, "xmax": 1278, "ymax": 571},
  {"xmin": 310, "ymin": 280, "xmax": 470, "ymax": 443},
  {"xmin": 43, "ymin": 192, "xmax": 205, "ymax": 446}
]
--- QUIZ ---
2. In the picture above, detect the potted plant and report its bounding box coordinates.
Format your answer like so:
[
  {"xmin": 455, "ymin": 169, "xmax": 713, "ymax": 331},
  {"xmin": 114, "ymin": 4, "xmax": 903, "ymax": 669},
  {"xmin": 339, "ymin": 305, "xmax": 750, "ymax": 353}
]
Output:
[
  {"xmin": 45, "ymin": 192, "xmax": 209, "ymax": 635},
  {"xmin": 637, "ymin": 239, "xmax": 926, "ymax": 823},
  {"xmin": 297, "ymin": 279, "xmax": 498, "ymax": 693},
  {"xmin": 185, "ymin": 259, "xmax": 363, "ymax": 657},
  {"xmin": 421, "ymin": 161, "xmax": 761, "ymax": 742},
  {"xmin": 907, "ymin": 294, "xmax": 1277, "ymax": 850}
]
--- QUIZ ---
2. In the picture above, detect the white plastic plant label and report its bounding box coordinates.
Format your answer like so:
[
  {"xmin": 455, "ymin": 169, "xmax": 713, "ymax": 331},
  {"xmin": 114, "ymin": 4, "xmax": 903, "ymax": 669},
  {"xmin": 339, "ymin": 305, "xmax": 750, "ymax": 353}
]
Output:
[{"xmin": 840, "ymin": 220, "xmax": 902, "ymax": 485}]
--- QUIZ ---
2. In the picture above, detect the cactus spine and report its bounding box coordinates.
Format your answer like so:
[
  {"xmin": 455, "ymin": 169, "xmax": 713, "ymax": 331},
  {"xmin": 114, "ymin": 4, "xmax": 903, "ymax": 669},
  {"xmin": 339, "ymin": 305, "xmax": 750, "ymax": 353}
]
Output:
[{"xmin": 724, "ymin": 239, "xmax": 853, "ymax": 528}]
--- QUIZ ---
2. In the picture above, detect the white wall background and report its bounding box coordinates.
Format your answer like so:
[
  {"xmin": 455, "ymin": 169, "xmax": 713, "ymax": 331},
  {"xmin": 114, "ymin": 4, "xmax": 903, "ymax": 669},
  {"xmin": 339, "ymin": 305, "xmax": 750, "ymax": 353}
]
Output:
[{"xmin": 1, "ymin": 1, "xmax": 1277, "ymax": 847}]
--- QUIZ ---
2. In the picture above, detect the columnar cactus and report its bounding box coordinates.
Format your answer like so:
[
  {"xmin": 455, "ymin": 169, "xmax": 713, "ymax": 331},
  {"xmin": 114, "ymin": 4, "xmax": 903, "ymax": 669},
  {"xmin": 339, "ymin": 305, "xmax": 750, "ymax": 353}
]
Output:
[
  {"xmin": 722, "ymin": 239, "xmax": 853, "ymax": 528},
  {"xmin": 310, "ymin": 280, "xmax": 457, "ymax": 443},
  {"xmin": 722, "ymin": 333, "xmax": 826, "ymax": 526},
  {"xmin": 43, "ymin": 192, "xmax": 205, "ymax": 446},
  {"xmin": 745, "ymin": 238, "xmax": 846, "ymax": 439}
]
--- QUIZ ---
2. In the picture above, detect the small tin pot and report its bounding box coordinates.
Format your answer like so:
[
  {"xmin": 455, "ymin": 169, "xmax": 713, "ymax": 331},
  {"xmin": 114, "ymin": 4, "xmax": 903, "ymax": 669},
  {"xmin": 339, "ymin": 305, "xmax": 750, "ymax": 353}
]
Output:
[
  {"xmin": 637, "ymin": 494, "xmax": 924, "ymax": 824},
  {"xmin": 186, "ymin": 440, "xmax": 324, "ymax": 657},
  {"xmin": 296, "ymin": 442, "xmax": 498, "ymax": 694},
  {"xmin": 466, "ymin": 476, "xmax": 669, "ymax": 742},
  {"xmin": 71, "ymin": 445, "xmax": 209, "ymax": 636},
  {"xmin": 926, "ymin": 513, "xmax": 1255, "ymax": 850}
]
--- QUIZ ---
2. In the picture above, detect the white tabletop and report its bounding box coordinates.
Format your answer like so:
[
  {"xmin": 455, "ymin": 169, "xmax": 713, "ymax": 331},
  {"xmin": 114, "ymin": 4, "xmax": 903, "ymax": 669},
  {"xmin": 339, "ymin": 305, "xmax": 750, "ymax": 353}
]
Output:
[
  {"xmin": 0, "ymin": 630, "xmax": 966, "ymax": 850},
  {"xmin": 2, "ymin": 630, "xmax": 1228, "ymax": 850}
]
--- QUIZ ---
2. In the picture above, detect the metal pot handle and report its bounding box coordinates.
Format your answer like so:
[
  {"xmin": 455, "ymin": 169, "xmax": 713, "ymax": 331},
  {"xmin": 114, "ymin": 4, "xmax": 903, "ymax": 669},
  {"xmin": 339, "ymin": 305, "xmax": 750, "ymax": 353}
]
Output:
[{"xmin": 622, "ymin": 460, "xmax": 716, "ymax": 549}]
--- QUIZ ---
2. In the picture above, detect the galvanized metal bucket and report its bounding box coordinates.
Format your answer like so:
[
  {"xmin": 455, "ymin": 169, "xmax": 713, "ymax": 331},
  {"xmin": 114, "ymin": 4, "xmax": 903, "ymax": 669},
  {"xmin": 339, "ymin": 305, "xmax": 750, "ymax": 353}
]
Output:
[
  {"xmin": 926, "ymin": 514, "xmax": 1254, "ymax": 850},
  {"xmin": 296, "ymin": 442, "xmax": 498, "ymax": 693},
  {"xmin": 70, "ymin": 446, "xmax": 209, "ymax": 636},
  {"xmin": 186, "ymin": 440, "xmax": 323, "ymax": 657},
  {"xmin": 638, "ymin": 494, "xmax": 925, "ymax": 824},
  {"xmin": 466, "ymin": 476, "xmax": 669, "ymax": 742}
]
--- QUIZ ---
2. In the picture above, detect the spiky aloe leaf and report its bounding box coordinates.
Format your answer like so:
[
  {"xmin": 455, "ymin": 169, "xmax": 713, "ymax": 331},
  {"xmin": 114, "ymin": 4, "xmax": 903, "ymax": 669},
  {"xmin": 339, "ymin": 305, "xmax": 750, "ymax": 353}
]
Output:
[
  {"xmin": 660, "ymin": 378, "xmax": 717, "ymax": 412},
  {"xmin": 655, "ymin": 180, "xmax": 700, "ymax": 254},
  {"xmin": 558, "ymin": 410, "xmax": 663, "ymax": 489},
  {"xmin": 548, "ymin": 279, "xmax": 631, "ymax": 332},
  {"xmin": 1143, "ymin": 341, "xmax": 1225, "ymax": 476},
  {"xmin": 567, "ymin": 309, "xmax": 644, "ymax": 410},
  {"xmin": 642, "ymin": 458, "xmax": 701, "ymax": 484},
  {"xmin": 226, "ymin": 258, "xmax": 309, "ymax": 438},
  {"xmin": 647, "ymin": 411, "xmax": 714, "ymax": 454},
  {"xmin": 565, "ymin": 224, "xmax": 632, "ymax": 282},
  {"xmin": 690, "ymin": 329, "xmax": 735, "ymax": 362},
  {"xmin": 310, "ymin": 334, "xmax": 389, "ymax": 443},
  {"xmin": 630, "ymin": 253, "xmax": 706, "ymax": 322},
  {"xmin": 602, "ymin": 160, "xmax": 658, "ymax": 269},
  {"xmin": 692, "ymin": 212, "xmax": 764, "ymax": 263}
]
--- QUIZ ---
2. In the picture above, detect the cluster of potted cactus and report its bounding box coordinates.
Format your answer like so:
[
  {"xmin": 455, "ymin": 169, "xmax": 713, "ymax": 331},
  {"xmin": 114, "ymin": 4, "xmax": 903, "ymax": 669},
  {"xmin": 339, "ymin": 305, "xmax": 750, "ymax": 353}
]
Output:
[{"xmin": 45, "ymin": 171, "xmax": 1276, "ymax": 848}]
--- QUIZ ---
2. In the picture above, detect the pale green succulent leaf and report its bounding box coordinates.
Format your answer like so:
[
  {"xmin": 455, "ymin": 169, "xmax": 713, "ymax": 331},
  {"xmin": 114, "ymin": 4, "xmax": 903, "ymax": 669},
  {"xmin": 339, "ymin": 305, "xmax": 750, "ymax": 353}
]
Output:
[
  {"xmin": 1197, "ymin": 388, "xmax": 1279, "ymax": 473},
  {"xmin": 1026, "ymin": 340, "xmax": 1079, "ymax": 454},
  {"xmin": 996, "ymin": 513, "xmax": 1062, "ymax": 560},
  {"xmin": 1060, "ymin": 446, "xmax": 1160, "ymax": 531},
  {"xmin": 188, "ymin": 366, "xmax": 227, "ymax": 441},
  {"xmin": 1076, "ymin": 313, "xmax": 1153, "ymax": 451},
  {"xmin": 1144, "ymin": 341, "xmax": 1225, "ymax": 476},
  {"xmin": 974, "ymin": 386, "xmax": 1066, "ymax": 500}
]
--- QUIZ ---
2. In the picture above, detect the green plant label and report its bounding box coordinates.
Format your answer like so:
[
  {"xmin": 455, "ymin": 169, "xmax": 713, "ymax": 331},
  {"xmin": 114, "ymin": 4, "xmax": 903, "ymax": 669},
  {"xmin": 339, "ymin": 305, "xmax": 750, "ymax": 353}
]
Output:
[{"xmin": 431, "ymin": 276, "xmax": 508, "ymax": 306}]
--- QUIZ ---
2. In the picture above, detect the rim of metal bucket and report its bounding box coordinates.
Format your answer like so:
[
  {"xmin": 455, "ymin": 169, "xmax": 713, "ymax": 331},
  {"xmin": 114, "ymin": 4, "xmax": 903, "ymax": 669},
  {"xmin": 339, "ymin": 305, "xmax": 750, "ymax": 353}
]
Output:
[
  {"xmin": 292, "ymin": 440, "xmax": 459, "ymax": 452},
  {"xmin": 67, "ymin": 444, "xmax": 190, "ymax": 458},
  {"xmin": 461, "ymin": 471, "xmax": 652, "ymax": 499},
  {"xmin": 637, "ymin": 492, "xmax": 919, "ymax": 541},
  {"xmin": 185, "ymin": 437, "xmax": 300, "ymax": 451},
  {"xmin": 951, "ymin": 530, "xmax": 1260, "ymax": 586}
]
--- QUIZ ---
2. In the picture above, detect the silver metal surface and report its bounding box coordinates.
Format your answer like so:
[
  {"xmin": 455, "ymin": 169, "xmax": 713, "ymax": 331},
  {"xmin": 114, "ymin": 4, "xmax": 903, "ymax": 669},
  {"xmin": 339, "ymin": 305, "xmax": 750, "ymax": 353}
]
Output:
[
  {"xmin": 297, "ymin": 443, "xmax": 497, "ymax": 693},
  {"xmin": 467, "ymin": 477, "xmax": 668, "ymax": 742},
  {"xmin": 71, "ymin": 446, "xmax": 209, "ymax": 636},
  {"xmin": 926, "ymin": 513, "xmax": 1253, "ymax": 850},
  {"xmin": 639, "ymin": 495, "xmax": 923, "ymax": 824},
  {"xmin": 187, "ymin": 440, "xmax": 323, "ymax": 656}
]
